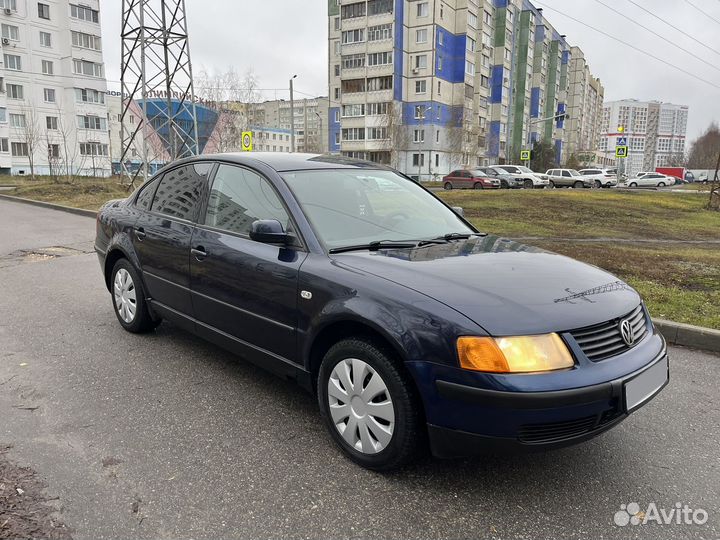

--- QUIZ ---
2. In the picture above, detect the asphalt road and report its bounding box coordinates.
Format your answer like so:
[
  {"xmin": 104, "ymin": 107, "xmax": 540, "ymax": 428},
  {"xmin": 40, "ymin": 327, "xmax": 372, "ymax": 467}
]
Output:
[{"xmin": 1, "ymin": 198, "xmax": 718, "ymax": 540}]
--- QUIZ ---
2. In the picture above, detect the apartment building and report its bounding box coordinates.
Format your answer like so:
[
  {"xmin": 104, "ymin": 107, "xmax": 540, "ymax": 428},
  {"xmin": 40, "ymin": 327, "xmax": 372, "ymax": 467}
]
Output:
[
  {"xmin": 599, "ymin": 99, "xmax": 689, "ymax": 176},
  {"xmin": 565, "ymin": 46, "xmax": 604, "ymax": 159},
  {"xmin": 0, "ymin": 0, "xmax": 110, "ymax": 176},
  {"xmin": 247, "ymin": 97, "xmax": 329, "ymax": 153},
  {"xmin": 327, "ymin": 0, "xmax": 603, "ymax": 178}
]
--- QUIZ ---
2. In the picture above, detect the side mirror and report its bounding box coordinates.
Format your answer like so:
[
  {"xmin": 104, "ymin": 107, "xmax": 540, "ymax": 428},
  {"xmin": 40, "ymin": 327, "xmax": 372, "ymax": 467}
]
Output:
[
  {"xmin": 249, "ymin": 219, "xmax": 290, "ymax": 244},
  {"xmin": 451, "ymin": 206, "xmax": 464, "ymax": 217}
]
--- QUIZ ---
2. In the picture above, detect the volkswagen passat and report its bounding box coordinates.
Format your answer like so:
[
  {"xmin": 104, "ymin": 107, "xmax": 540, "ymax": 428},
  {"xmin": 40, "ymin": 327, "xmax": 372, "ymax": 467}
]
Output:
[{"xmin": 95, "ymin": 153, "xmax": 668, "ymax": 471}]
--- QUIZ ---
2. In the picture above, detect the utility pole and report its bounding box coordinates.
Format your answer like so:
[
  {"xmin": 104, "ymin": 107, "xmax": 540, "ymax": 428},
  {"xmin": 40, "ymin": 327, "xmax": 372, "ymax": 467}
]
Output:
[
  {"xmin": 315, "ymin": 111, "xmax": 323, "ymax": 153},
  {"xmin": 709, "ymin": 148, "xmax": 720, "ymax": 210},
  {"xmin": 289, "ymin": 74, "xmax": 297, "ymax": 152}
]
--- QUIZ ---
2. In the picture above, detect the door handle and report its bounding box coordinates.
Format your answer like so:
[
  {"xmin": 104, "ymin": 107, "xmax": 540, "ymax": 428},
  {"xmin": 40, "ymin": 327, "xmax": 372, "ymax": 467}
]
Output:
[
  {"xmin": 134, "ymin": 227, "xmax": 146, "ymax": 241},
  {"xmin": 191, "ymin": 246, "xmax": 207, "ymax": 261}
]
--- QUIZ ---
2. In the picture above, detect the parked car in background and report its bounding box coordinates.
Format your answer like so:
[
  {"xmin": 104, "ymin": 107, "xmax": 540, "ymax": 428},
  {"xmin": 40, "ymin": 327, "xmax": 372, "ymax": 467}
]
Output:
[
  {"xmin": 474, "ymin": 166, "xmax": 522, "ymax": 189},
  {"xmin": 545, "ymin": 169, "xmax": 593, "ymax": 188},
  {"xmin": 442, "ymin": 170, "xmax": 501, "ymax": 190},
  {"xmin": 489, "ymin": 165, "xmax": 550, "ymax": 189},
  {"xmin": 578, "ymin": 168, "xmax": 618, "ymax": 188},
  {"xmin": 620, "ymin": 173, "xmax": 675, "ymax": 188},
  {"xmin": 95, "ymin": 152, "xmax": 669, "ymax": 470}
]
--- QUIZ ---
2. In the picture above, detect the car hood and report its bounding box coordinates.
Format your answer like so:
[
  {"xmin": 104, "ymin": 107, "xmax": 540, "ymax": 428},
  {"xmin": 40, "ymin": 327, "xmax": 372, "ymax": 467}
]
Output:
[{"xmin": 333, "ymin": 235, "xmax": 641, "ymax": 336}]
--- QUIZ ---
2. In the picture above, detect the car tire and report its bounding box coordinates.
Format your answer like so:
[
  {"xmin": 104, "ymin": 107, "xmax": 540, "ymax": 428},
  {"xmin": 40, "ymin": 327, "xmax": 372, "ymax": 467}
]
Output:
[
  {"xmin": 317, "ymin": 338, "xmax": 423, "ymax": 471},
  {"xmin": 658, "ymin": 182, "xmax": 665, "ymax": 187},
  {"xmin": 500, "ymin": 180, "xmax": 509, "ymax": 189},
  {"xmin": 110, "ymin": 258, "xmax": 158, "ymax": 333},
  {"xmin": 573, "ymin": 180, "xmax": 584, "ymax": 189},
  {"xmin": 523, "ymin": 179, "xmax": 533, "ymax": 189},
  {"xmin": 443, "ymin": 182, "xmax": 453, "ymax": 190},
  {"xmin": 629, "ymin": 182, "xmax": 638, "ymax": 187},
  {"xmin": 594, "ymin": 180, "xmax": 602, "ymax": 189},
  {"xmin": 548, "ymin": 181, "xmax": 555, "ymax": 189},
  {"xmin": 473, "ymin": 182, "xmax": 483, "ymax": 190}
]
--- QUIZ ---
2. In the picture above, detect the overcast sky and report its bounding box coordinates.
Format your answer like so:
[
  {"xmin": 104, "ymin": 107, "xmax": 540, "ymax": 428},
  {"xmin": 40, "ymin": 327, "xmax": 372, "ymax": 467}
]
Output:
[{"xmin": 101, "ymin": 0, "xmax": 720, "ymax": 142}]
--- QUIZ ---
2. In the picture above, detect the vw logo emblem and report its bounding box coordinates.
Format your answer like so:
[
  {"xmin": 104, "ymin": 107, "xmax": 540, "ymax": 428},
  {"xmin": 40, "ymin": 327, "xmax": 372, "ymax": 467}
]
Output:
[{"xmin": 619, "ymin": 318, "xmax": 635, "ymax": 346}]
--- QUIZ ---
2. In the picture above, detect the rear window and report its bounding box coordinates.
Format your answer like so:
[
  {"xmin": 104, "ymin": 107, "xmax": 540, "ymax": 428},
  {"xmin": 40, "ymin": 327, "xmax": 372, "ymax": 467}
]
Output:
[{"xmin": 135, "ymin": 176, "xmax": 161, "ymax": 210}]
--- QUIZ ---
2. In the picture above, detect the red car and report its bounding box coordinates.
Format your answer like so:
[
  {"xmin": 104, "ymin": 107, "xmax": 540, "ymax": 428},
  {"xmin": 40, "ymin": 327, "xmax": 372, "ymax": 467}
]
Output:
[{"xmin": 443, "ymin": 169, "xmax": 501, "ymax": 190}]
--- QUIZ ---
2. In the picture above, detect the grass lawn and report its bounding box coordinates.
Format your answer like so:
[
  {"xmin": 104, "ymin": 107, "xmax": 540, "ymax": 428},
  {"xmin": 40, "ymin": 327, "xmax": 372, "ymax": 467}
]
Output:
[{"xmin": 3, "ymin": 177, "xmax": 719, "ymax": 329}]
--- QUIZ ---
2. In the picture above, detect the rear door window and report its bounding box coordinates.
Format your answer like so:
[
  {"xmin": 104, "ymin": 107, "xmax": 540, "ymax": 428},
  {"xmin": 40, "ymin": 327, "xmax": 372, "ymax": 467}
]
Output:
[
  {"xmin": 562, "ymin": 170, "xmax": 572, "ymax": 177},
  {"xmin": 151, "ymin": 163, "xmax": 214, "ymax": 221},
  {"xmin": 135, "ymin": 176, "xmax": 161, "ymax": 210}
]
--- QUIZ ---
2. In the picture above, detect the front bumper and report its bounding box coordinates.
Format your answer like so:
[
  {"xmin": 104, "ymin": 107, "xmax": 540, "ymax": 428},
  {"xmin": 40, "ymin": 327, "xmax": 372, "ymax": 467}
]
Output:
[{"xmin": 409, "ymin": 332, "xmax": 668, "ymax": 458}]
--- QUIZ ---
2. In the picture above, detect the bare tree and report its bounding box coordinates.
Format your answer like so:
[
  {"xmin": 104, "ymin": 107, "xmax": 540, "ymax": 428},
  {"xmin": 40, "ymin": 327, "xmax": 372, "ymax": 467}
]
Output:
[
  {"xmin": 688, "ymin": 123, "xmax": 720, "ymax": 168},
  {"xmin": 13, "ymin": 107, "xmax": 43, "ymax": 180},
  {"xmin": 383, "ymin": 102, "xmax": 409, "ymax": 170}
]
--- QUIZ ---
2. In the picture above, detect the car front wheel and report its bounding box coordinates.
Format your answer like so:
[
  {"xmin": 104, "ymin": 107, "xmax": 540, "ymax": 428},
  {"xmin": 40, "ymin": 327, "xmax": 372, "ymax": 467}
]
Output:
[
  {"xmin": 658, "ymin": 182, "xmax": 665, "ymax": 187},
  {"xmin": 318, "ymin": 338, "xmax": 423, "ymax": 471},
  {"xmin": 594, "ymin": 180, "xmax": 602, "ymax": 189},
  {"xmin": 548, "ymin": 180, "xmax": 555, "ymax": 189},
  {"xmin": 573, "ymin": 180, "xmax": 584, "ymax": 189},
  {"xmin": 523, "ymin": 179, "xmax": 533, "ymax": 189},
  {"xmin": 443, "ymin": 182, "xmax": 453, "ymax": 190},
  {"xmin": 473, "ymin": 182, "xmax": 483, "ymax": 190},
  {"xmin": 111, "ymin": 259, "xmax": 158, "ymax": 333}
]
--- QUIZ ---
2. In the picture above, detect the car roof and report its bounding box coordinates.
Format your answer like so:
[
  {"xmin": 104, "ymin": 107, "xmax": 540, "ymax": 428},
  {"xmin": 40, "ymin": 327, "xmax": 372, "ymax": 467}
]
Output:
[{"xmin": 157, "ymin": 152, "xmax": 394, "ymax": 174}]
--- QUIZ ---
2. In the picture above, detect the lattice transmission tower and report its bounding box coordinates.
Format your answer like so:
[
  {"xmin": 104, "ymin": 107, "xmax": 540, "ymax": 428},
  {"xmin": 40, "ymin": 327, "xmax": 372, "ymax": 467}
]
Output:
[{"xmin": 120, "ymin": 0, "xmax": 199, "ymax": 187}]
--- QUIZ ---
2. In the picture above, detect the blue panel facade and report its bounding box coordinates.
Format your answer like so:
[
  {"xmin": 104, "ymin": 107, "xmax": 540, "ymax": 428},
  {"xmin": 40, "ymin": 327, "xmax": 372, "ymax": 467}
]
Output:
[
  {"xmin": 554, "ymin": 139, "xmax": 563, "ymax": 164},
  {"xmin": 435, "ymin": 27, "xmax": 466, "ymax": 83},
  {"xmin": 402, "ymin": 101, "xmax": 463, "ymax": 127},
  {"xmin": 556, "ymin": 102, "xmax": 566, "ymax": 129},
  {"xmin": 393, "ymin": 0, "xmax": 404, "ymax": 101},
  {"xmin": 530, "ymin": 87, "xmax": 540, "ymax": 118},
  {"xmin": 561, "ymin": 50, "xmax": 570, "ymax": 65},
  {"xmin": 329, "ymin": 107, "xmax": 341, "ymax": 152},
  {"xmin": 535, "ymin": 24, "xmax": 545, "ymax": 43},
  {"xmin": 141, "ymin": 99, "xmax": 218, "ymax": 155},
  {"xmin": 489, "ymin": 65, "xmax": 504, "ymax": 104},
  {"xmin": 488, "ymin": 121, "xmax": 501, "ymax": 158},
  {"xmin": 493, "ymin": 0, "xmax": 508, "ymax": 7}
]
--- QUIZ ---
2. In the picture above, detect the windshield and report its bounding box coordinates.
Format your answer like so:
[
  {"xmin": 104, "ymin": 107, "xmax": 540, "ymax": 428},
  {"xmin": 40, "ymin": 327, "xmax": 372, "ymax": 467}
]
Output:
[
  {"xmin": 470, "ymin": 169, "xmax": 490, "ymax": 177},
  {"xmin": 282, "ymin": 169, "xmax": 475, "ymax": 251},
  {"xmin": 569, "ymin": 169, "xmax": 581, "ymax": 177},
  {"xmin": 517, "ymin": 166, "xmax": 534, "ymax": 173}
]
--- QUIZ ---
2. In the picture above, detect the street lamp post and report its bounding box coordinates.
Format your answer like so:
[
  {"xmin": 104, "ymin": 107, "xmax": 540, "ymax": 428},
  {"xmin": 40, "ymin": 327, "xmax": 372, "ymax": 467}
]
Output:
[
  {"xmin": 315, "ymin": 111, "xmax": 323, "ymax": 153},
  {"xmin": 417, "ymin": 105, "xmax": 431, "ymax": 182},
  {"xmin": 289, "ymin": 74, "xmax": 297, "ymax": 152}
]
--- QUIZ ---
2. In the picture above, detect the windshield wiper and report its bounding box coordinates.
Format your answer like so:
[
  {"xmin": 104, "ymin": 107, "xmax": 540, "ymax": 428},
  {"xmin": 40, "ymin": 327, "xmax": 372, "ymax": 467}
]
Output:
[
  {"xmin": 433, "ymin": 232, "xmax": 486, "ymax": 241},
  {"xmin": 328, "ymin": 240, "xmax": 418, "ymax": 254}
]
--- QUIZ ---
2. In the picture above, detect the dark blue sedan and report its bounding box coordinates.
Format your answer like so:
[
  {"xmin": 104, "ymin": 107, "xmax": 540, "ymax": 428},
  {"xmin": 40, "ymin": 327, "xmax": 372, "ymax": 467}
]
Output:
[{"xmin": 95, "ymin": 153, "xmax": 668, "ymax": 470}]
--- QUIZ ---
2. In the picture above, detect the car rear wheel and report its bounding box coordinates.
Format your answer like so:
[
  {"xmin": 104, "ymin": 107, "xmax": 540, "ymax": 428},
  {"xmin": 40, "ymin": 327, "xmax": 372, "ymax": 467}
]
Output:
[
  {"xmin": 658, "ymin": 182, "xmax": 665, "ymax": 187},
  {"xmin": 443, "ymin": 182, "xmax": 453, "ymax": 190},
  {"xmin": 629, "ymin": 182, "xmax": 638, "ymax": 188},
  {"xmin": 573, "ymin": 180, "xmax": 584, "ymax": 189},
  {"xmin": 318, "ymin": 338, "xmax": 423, "ymax": 471},
  {"xmin": 523, "ymin": 179, "xmax": 533, "ymax": 189},
  {"xmin": 111, "ymin": 259, "xmax": 158, "ymax": 333},
  {"xmin": 594, "ymin": 180, "xmax": 602, "ymax": 189},
  {"xmin": 548, "ymin": 181, "xmax": 555, "ymax": 189},
  {"xmin": 473, "ymin": 182, "xmax": 483, "ymax": 190}
]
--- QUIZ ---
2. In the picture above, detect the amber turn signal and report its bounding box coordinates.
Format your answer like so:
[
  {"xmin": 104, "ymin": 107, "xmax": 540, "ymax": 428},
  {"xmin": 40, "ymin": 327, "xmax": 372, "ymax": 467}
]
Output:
[{"xmin": 457, "ymin": 334, "xmax": 574, "ymax": 373}]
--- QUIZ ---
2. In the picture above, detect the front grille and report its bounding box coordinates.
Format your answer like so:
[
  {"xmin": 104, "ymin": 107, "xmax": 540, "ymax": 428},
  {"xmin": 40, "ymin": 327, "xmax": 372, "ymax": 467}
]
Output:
[
  {"xmin": 569, "ymin": 304, "xmax": 648, "ymax": 361},
  {"xmin": 518, "ymin": 416, "xmax": 597, "ymax": 443}
]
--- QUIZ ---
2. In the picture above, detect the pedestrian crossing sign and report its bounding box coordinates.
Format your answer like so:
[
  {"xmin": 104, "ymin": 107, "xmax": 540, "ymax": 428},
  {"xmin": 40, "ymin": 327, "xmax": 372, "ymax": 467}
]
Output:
[
  {"xmin": 615, "ymin": 145, "xmax": 628, "ymax": 158},
  {"xmin": 241, "ymin": 131, "xmax": 253, "ymax": 152},
  {"xmin": 520, "ymin": 150, "xmax": 531, "ymax": 161}
]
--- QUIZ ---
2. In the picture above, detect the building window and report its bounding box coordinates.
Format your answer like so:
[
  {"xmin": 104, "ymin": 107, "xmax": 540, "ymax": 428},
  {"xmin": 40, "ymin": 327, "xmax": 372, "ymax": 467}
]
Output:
[
  {"xmin": 414, "ymin": 106, "xmax": 426, "ymax": 120},
  {"xmin": 6, "ymin": 83, "xmax": 23, "ymax": 99},
  {"xmin": 4, "ymin": 54, "xmax": 21, "ymax": 71},
  {"xmin": 1, "ymin": 24, "xmax": 19, "ymax": 41},
  {"xmin": 437, "ymin": 56, "xmax": 443, "ymax": 71},
  {"xmin": 438, "ymin": 81, "xmax": 442, "ymax": 95},
  {"xmin": 484, "ymin": 10, "xmax": 492, "ymax": 25},
  {"xmin": 465, "ymin": 60, "xmax": 475, "ymax": 76},
  {"xmin": 72, "ymin": 59, "xmax": 103, "ymax": 77},
  {"xmin": 43, "ymin": 88, "xmax": 55, "ymax": 102},
  {"xmin": 367, "ymin": 127, "xmax": 387, "ymax": 140},
  {"xmin": 367, "ymin": 0, "xmax": 392, "ymax": 15},
  {"xmin": 367, "ymin": 102, "xmax": 388, "ymax": 115},
  {"xmin": 368, "ymin": 23, "xmax": 392, "ymax": 41},
  {"xmin": 46, "ymin": 116, "xmax": 58, "ymax": 130},
  {"xmin": 367, "ymin": 75, "xmax": 392, "ymax": 91},
  {"xmin": 0, "ymin": 107, "xmax": 5, "ymax": 123},
  {"xmin": 415, "ymin": 80, "xmax": 427, "ymax": 94},
  {"xmin": 70, "ymin": 4, "xmax": 99, "ymax": 23},
  {"xmin": 367, "ymin": 51, "xmax": 392, "ymax": 66},
  {"xmin": 341, "ymin": 2, "xmax": 365, "ymax": 20},
  {"xmin": 334, "ymin": 133, "xmax": 340, "ymax": 145},
  {"xmin": 417, "ymin": 2, "xmax": 428, "ymax": 17},
  {"xmin": 37, "ymin": 2, "xmax": 50, "ymax": 19},
  {"xmin": 39, "ymin": 31, "xmax": 51, "ymax": 47},
  {"xmin": 412, "ymin": 153, "xmax": 425, "ymax": 167},
  {"xmin": 467, "ymin": 36, "xmax": 476, "ymax": 52},
  {"xmin": 468, "ymin": 11, "xmax": 478, "ymax": 27},
  {"xmin": 10, "ymin": 113, "xmax": 25, "ymax": 128},
  {"xmin": 341, "ymin": 29, "xmax": 364, "ymax": 44},
  {"xmin": 41, "ymin": 59, "xmax": 54, "ymax": 75},
  {"xmin": 11, "ymin": 142, "xmax": 28, "ymax": 156},
  {"xmin": 0, "ymin": 0, "xmax": 17, "ymax": 11},
  {"xmin": 79, "ymin": 142, "xmax": 109, "ymax": 156},
  {"xmin": 342, "ymin": 127, "xmax": 365, "ymax": 141},
  {"xmin": 413, "ymin": 129, "xmax": 425, "ymax": 143},
  {"xmin": 71, "ymin": 31, "xmax": 102, "ymax": 51},
  {"xmin": 334, "ymin": 64, "xmax": 340, "ymax": 76},
  {"xmin": 77, "ymin": 115, "xmax": 107, "ymax": 130},
  {"xmin": 48, "ymin": 144, "xmax": 59, "ymax": 158},
  {"xmin": 334, "ymin": 17, "xmax": 340, "ymax": 31},
  {"xmin": 334, "ymin": 87, "xmax": 340, "ymax": 99},
  {"xmin": 334, "ymin": 109, "xmax": 340, "ymax": 122},
  {"xmin": 75, "ymin": 88, "xmax": 105, "ymax": 104},
  {"xmin": 415, "ymin": 54, "xmax": 427, "ymax": 69},
  {"xmin": 0, "ymin": 138, "xmax": 8, "ymax": 153},
  {"xmin": 416, "ymin": 28, "xmax": 427, "ymax": 43},
  {"xmin": 342, "ymin": 104, "xmax": 365, "ymax": 117}
]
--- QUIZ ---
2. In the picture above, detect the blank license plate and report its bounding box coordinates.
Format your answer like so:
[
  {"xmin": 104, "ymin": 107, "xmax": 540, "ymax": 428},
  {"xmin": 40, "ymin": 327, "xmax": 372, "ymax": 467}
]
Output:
[{"xmin": 624, "ymin": 356, "xmax": 668, "ymax": 411}]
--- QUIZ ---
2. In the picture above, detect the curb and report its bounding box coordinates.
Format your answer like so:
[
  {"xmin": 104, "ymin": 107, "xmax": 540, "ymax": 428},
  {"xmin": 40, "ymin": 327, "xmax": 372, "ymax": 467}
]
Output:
[
  {"xmin": 0, "ymin": 193, "xmax": 98, "ymax": 218},
  {"xmin": 653, "ymin": 319, "xmax": 720, "ymax": 354}
]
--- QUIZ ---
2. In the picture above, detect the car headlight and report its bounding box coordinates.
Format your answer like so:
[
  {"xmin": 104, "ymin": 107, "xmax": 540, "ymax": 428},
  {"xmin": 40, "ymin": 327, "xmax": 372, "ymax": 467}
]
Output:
[{"xmin": 456, "ymin": 334, "xmax": 574, "ymax": 373}]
